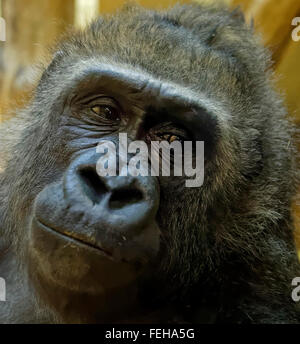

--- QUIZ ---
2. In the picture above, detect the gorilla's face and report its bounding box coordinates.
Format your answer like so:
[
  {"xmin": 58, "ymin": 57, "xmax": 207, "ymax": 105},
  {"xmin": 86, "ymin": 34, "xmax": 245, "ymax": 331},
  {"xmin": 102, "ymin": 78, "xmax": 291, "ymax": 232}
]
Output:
[
  {"xmin": 1, "ymin": 2, "xmax": 298, "ymax": 325},
  {"xmin": 27, "ymin": 64, "xmax": 218, "ymax": 322}
]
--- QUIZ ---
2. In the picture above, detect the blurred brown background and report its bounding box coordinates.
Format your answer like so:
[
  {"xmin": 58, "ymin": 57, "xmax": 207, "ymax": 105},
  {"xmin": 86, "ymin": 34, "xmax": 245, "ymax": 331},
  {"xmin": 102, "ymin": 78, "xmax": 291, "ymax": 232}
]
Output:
[{"xmin": 0, "ymin": 0, "xmax": 299, "ymax": 254}]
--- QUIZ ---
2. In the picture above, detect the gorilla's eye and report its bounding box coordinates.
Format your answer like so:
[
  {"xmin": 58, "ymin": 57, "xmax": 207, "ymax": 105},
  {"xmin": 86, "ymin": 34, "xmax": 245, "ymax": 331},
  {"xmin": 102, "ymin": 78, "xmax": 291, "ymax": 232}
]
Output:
[
  {"xmin": 91, "ymin": 105, "xmax": 121, "ymax": 122},
  {"xmin": 160, "ymin": 133, "xmax": 183, "ymax": 143}
]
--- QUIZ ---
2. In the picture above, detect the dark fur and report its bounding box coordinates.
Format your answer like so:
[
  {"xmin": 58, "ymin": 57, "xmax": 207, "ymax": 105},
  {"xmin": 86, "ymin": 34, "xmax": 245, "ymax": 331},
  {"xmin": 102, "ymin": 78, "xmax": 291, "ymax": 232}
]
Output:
[{"xmin": 0, "ymin": 2, "xmax": 299, "ymax": 323}]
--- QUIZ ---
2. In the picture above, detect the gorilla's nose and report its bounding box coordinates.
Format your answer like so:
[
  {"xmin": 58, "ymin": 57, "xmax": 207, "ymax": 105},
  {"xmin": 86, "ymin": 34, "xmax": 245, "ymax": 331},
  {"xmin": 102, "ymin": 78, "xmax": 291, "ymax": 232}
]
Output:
[
  {"xmin": 55, "ymin": 149, "xmax": 160, "ymax": 263},
  {"xmin": 76, "ymin": 165, "xmax": 159, "ymax": 232},
  {"xmin": 79, "ymin": 166, "xmax": 144, "ymax": 209}
]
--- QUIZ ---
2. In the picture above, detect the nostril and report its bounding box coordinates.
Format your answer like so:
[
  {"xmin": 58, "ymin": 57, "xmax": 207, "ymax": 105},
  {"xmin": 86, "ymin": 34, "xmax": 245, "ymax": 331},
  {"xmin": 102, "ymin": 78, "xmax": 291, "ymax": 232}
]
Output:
[
  {"xmin": 109, "ymin": 188, "xmax": 143, "ymax": 209},
  {"xmin": 78, "ymin": 166, "xmax": 108, "ymax": 204}
]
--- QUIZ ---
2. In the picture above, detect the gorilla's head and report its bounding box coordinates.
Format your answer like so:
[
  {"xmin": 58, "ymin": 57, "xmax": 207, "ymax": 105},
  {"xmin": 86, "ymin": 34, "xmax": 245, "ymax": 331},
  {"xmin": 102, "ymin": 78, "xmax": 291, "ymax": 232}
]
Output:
[{"xmin": 0, "ymin": 3, "xmax": 298, "ymax": 324}]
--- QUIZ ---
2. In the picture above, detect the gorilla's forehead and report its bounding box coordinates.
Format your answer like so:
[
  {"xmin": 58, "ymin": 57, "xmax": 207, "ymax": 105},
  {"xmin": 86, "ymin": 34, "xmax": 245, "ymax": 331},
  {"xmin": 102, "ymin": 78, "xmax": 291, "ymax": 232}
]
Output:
[
  {"xmin": 45, "ymin": 6, "xmax": 262, "ymax": 102},
  {"xmin": 36, "ymin": 4, "xmax": 268, "ymax": 127}
]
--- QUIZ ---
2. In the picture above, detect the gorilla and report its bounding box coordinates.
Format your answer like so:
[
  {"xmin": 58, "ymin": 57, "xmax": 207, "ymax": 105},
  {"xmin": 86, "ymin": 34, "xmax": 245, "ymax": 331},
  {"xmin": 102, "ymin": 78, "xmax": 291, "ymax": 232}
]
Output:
[{"xmin": 0, "ymin": 2, "xmax": 299, "ymax": 323}]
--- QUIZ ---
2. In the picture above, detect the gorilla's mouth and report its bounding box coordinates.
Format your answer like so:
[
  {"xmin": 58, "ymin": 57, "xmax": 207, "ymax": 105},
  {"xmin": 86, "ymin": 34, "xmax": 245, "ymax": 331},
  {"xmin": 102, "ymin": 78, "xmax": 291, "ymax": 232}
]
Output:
[
  {"xmin": 32, "ymin": 214, "xmax": 161, "ymax": 267},
  {"xmin": 35, "ymin": 218, "xmax": 114, "ymax": 258}
]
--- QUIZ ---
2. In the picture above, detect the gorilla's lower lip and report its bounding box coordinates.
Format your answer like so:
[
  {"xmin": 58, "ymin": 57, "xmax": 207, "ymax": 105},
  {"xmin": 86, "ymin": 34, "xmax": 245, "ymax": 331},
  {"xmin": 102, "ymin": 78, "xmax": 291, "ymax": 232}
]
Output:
[{"xmin": 34, "ymin": 218, "xmax": 113, "ymax": 258}]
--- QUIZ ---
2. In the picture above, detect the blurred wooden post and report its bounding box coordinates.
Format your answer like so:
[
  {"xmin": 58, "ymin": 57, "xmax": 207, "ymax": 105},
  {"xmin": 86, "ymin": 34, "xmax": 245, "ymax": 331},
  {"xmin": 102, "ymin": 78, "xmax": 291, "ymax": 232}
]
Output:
[
  {"xmin": 75, "ymin": 0, "xmax": 99, "ymax": 28},
  {"xmin": 0, "ymin": 0, "xmax": 75, "ymax": 119}
]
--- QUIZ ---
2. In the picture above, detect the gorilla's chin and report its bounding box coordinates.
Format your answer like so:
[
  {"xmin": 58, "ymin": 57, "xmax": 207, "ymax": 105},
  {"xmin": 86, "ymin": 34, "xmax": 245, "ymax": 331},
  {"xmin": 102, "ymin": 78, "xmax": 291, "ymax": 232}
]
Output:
[{"xmin": 27, "ymin": 216, "xmax": 154, "ymax": 323}]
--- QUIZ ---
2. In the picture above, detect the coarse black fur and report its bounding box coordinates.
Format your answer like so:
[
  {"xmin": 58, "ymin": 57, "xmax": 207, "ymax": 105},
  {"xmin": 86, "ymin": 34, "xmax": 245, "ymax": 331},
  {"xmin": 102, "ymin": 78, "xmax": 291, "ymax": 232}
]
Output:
[{"xmin": 0, "ymin": 2, "xmax": 299, "ymax": 323}]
